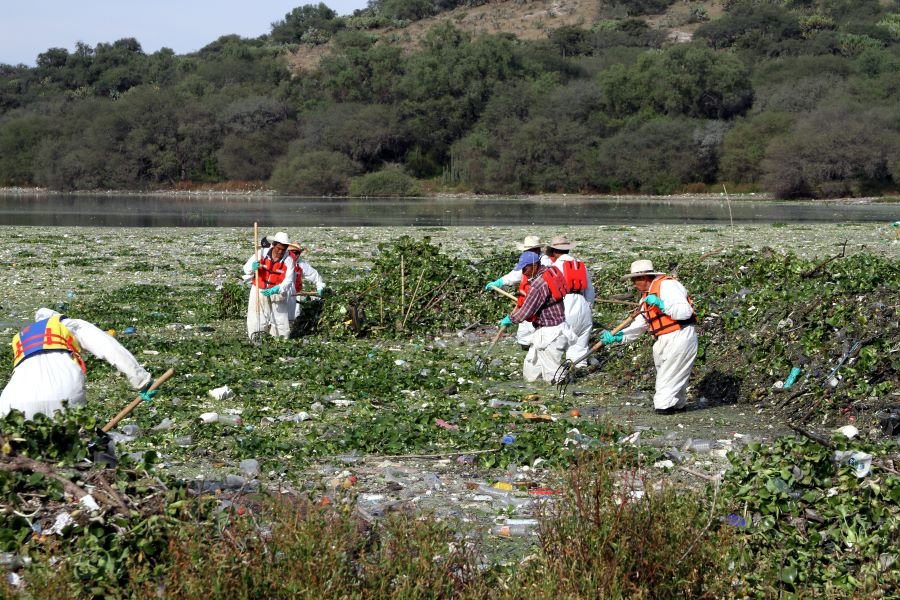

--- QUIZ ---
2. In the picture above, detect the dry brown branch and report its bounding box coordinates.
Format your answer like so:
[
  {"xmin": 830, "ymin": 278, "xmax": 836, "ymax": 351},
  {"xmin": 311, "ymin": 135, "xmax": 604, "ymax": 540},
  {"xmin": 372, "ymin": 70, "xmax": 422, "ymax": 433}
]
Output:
[{"xmin": 0, "ymin": 456, "xmax": 87, "ymax": 499}]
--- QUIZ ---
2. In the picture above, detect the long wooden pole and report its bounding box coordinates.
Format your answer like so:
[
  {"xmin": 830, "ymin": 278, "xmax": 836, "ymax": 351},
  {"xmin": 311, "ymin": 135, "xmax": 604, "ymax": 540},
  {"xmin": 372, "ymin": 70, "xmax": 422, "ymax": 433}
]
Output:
[
  {"xmin": 253, "ymin": 223, "xmax": 260, "ymax": 333},
  {"xmin": 102, "ymin": 369, "xmax": 175, "ymax": 432}
]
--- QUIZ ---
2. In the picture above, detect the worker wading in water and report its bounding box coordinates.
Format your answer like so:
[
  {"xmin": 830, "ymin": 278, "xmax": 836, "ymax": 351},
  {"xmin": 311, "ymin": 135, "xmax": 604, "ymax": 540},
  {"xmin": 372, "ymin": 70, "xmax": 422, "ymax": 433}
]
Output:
[{"xmin": 243, "ymin": 231, "xmax": 295, "ymax": 341}]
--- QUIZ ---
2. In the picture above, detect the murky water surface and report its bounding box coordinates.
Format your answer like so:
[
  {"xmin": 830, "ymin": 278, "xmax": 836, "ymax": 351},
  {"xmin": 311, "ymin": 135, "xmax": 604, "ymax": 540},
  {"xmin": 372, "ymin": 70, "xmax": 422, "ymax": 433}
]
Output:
[{"xmin": 0, "ymin": 193, "xmax": 896, "ymax": 226}]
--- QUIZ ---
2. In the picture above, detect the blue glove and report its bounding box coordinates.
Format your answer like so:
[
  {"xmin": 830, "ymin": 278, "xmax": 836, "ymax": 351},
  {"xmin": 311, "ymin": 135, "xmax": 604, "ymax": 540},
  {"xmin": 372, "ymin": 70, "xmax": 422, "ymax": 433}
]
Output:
[
  {"xmin": 251, "ymin": 261, "xmax": 260, "ymax": 271},
  {"xmin": 499, "ymin": 315, "xmax": 514, "ymax": 328},
  {"xmin": 600, "ymin": 330, "xmax": 624, "ymax": 345},
  {"xmin": 484, "ymin": 278, "xmax": 505, "ymax": 290},
  {"xmin": 644, "ymin": 294, "xmax": 665, "ymax": 311},
  {"xmin": 261, "ymin": 287, "xmax": 279, "ymax": 297},
  {"xmin": 139, "ymin": 389, "xmax": 157, "ymax": 402}
]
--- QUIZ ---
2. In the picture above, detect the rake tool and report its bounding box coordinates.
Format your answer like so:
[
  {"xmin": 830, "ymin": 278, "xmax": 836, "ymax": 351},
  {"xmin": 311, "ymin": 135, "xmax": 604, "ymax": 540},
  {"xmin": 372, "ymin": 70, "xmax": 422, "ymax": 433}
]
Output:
[
  {"xmin": 553, "ymin": 307, "xmax": 641, "ymax": 399},
  {"xmin": 88, "ymin": 368, "xmax": 176, "ymax": 461},
  {"xmin": 474, "ymin": 325, "xmax": 508, "ymax": 374}
]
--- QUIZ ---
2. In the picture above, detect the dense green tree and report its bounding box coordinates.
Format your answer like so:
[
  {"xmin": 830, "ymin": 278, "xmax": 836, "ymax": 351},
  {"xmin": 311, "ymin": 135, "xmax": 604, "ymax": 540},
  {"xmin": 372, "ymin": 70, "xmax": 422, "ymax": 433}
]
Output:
[
  {"xmin": 270, "ymin": 3, "xmax": 344, "ymax": 45},
  {"xmin": 398, "ymin": 25, "xmax": 530, "ymax": 164},
  {"xmin": 270, "ymin": 149, "xmax": 361, "ymax": 195},
  {"xmin": 0, "ymin": 114, "xmax": 49, "ymax": 184},
  {"xmin": 318, "ymin": 31, "xmax": 405, "ymax": 102},
  {"xmin": 762, "ymin": 102, "xmax": 900, "ymax": 197},
  {"xmin": 595, "ymin": 118, "xmax": 725, "ymax": 193},
  {"xmin": 599, "ymin": 43, "xmax": 753, "ymax": 120},
  {"xmin": 719, "ymin": 112, "xmax": 795, "ymax": 183},
  {"xmin": 695, "ymin": 4, "xmax": 802, "ymax": 56}
]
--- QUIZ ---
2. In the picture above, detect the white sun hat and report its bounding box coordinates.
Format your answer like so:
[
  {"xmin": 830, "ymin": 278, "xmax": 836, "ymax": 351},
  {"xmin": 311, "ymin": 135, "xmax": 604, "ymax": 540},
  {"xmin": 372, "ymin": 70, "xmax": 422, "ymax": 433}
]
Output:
[
  {"xmin": 515, "ymin": 235, "xmax": 544, "ymax": 251},
  {"xmin": 623, "ymin": 259, "xmax": 665, "ymax": 279},
  {"xmin": 265, "ymin": 232, "xmax": 290, "ymax": 246}
]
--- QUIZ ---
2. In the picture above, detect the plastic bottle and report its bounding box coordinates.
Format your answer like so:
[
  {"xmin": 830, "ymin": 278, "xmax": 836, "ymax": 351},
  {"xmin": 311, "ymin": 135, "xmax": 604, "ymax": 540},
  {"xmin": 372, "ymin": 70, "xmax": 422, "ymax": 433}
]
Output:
[
  {"xmin": 489, "ymin": 399, "xmax": 522, "ymax": 409},
  {"xmin": 491, "ymin": 523, "xmax": 536, "ymax": 537},
  {"xmin": 783, "ymin": 367, "xmax": 802, "ymax": 389},
  {"xmin": 218, "ymin": 414, "xmax": 243, "ymax": 426}
]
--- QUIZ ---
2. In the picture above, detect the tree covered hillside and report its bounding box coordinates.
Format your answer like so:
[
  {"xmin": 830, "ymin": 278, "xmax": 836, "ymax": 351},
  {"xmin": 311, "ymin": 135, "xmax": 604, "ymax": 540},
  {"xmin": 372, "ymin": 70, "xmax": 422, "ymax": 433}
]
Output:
[{"xmin": 1, "ymin": 0, "xmax": 898, "ymax": 197}]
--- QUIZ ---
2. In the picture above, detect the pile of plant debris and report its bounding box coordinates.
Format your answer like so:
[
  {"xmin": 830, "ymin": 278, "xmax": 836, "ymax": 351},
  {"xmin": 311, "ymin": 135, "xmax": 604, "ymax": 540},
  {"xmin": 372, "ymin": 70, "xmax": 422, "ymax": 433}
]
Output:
[{"xmin": 317, "ymin": 235, "xmax": 512, "ymax": 337}]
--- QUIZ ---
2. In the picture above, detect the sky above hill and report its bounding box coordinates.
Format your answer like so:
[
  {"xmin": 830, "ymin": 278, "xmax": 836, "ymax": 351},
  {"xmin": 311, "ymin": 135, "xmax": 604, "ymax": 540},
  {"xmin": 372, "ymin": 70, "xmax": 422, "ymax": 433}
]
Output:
[{"xmin": 2, "ymin": 1, "xmax": 369, "ymax": 66}]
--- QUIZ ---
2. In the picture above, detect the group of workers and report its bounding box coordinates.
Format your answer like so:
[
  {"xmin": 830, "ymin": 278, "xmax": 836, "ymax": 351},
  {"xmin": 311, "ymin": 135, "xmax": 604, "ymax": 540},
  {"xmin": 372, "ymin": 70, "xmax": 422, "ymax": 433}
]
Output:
[
  {"xmin": 0, "ymin": 230, "xmax": 696, "ymax": 421},
  {"xmin": 243, "ymin": 231, "xmax": 326, "ymax": 342},
  {"xmin": 489, "ymin": 235, "xmax": 697, "ymax": 415}
]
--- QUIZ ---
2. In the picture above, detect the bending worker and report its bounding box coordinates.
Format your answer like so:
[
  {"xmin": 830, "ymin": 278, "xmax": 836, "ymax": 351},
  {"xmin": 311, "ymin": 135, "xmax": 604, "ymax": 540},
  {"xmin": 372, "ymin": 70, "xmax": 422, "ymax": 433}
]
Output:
[
  {"xmin": 545, "ymin": 235, "xmax": 595, "ymax": 366},
  {"xmin": 286, "ymin": 241, "xmax": 326, "ymax": 323},
  {"xmin": 243, "ymin": 231, "xmax": 295, "ymax": 340},
  {"xmin": 498, "ymin": 250, "xmax": 570, "ymax": 383},
  {"xmin": 601, "ymin": 260, "xmax": 697, "ymax": 415},
  {"xmin": 484, "ymin": 235, "xmax": 552, "ymax": 349},
  {"xmin": 0, "ymin": 309, "xmax": 152, "ymax": 420}
]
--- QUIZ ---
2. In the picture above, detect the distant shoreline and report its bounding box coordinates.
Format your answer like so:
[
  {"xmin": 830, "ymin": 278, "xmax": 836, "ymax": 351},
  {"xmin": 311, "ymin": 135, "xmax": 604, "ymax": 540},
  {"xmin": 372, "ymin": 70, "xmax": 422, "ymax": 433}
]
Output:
[{"xmin": 1, "ymin": 186, "xmax": 895, "ymax": 205}]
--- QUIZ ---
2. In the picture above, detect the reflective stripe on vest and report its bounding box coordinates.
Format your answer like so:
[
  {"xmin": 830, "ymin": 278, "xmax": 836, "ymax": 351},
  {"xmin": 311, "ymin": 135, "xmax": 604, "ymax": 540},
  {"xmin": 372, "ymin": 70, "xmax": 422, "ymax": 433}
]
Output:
[
  {"xmin": 641, "ymin": 276, "xmax": 696, "ymax": 338},
  {"xmin": 561, "ymin": 260, "xmax": 588, "ymax": 293},
  {"xmin": 255, "ymin": 252, "xmax": 288, "ymax": 290},
  {"xmin": 12, "ymin": 315, "xmax": 86, "ymax": 373}
]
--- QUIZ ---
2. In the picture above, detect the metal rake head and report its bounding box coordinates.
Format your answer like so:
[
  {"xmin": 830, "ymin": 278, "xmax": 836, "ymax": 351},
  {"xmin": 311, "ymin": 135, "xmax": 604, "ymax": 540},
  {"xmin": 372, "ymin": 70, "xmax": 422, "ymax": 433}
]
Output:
[{"xmin": 553, "ymin": 360, "xmax": 576, "ymax": 399}]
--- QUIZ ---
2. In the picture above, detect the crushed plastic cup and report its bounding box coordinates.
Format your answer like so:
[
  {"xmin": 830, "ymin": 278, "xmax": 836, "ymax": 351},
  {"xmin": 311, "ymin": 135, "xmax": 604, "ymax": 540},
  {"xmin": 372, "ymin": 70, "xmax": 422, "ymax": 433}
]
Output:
[
  {"xmin": 833, "ymin": 450, "xmax": 872, "ymax": 478},
  {"xmin": 209, "ymin": 385, "xmax": 235, "ymax": 400}
]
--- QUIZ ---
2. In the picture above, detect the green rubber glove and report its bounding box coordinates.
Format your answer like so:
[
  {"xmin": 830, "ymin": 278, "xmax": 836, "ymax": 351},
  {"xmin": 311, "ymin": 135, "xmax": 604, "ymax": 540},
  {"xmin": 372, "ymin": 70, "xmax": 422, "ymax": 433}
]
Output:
[
  {"xmin": 499, "ymin": 315, "xmax": 514, "ymax": 328},
  {"xmin": 139, "ymin": 389, "xmax": 157, "ymax": 402},
  {"xmin": 484, "ymin": 278, "xmax": 505, "ymax": 290},
  {"xmin": 251, "ymin": 260, "xmax": 260, "ymax": 271},
  {"xmin": 316, "ymin": 286, "xmax": 326, "ymax": 297},
  {"xmin": 261, "ymin": 287, "xmax": 279, "ymax": 297},
  {"xmin": 600, "ymin": 330, "xmax": 624, "ymax": 345},
  {"xmin": 644, "ymin": 294, "xmax": 665, "ymax": 311}
]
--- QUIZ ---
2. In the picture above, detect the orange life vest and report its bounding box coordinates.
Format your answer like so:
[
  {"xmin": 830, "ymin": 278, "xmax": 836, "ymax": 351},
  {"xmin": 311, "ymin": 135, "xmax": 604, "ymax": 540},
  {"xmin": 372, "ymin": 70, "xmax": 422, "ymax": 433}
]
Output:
[
  {"xmin": 290, "ymin": 251, "xmax": 304, "ymax": 292},
  {"xmin": 12, "ymin": 314, "xmax": 86, "ymax": 373},
  {"xmin": 641, "ymin": 276, "xmax": 696, "ymax": 338},
  {"xmin": 255, "ymin": 251, "xmax": 288, "ymax": 290},
  {"xmin": 559, "ymin": 260, "xmax": 588, "ymax": 293},
  {"xmin": 517, "ymin": 268, "xmax": 569, "ymax": 322}
]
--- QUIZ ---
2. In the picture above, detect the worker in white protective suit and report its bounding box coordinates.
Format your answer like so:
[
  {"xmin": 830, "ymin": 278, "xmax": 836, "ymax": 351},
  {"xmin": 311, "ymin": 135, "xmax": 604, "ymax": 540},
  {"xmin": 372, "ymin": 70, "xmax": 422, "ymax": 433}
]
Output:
[
  {"xmin": 545, "ymin": 235, "xmax": 595, "ymax": 366},
  {"xmin": 600, "ymin": 260, "xmax": 698, "ymax": 414},
  {"xmin": 484, "ymin": 235, "xmax": 553, "ymax": 349},
  {"xmin": 498, "ymin": 251, "xmax": 570, "ymax": 383},
  {"xmin": 286, "ymin": 241, "xmax": 326, "ymax": 322},
  {"xmin": 243, "ymin": 231, "xmax": 295, "ymax": 341},
  {"xmin": 0, "ymin": 309, "xmax": 153, "ymax": 420}
]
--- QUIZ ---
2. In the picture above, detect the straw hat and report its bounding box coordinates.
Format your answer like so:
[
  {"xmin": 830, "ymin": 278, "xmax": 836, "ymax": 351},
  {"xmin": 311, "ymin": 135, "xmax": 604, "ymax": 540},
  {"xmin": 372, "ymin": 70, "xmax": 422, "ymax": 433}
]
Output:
[
  {"xmin": 287, "ymin": 241, "xmax": 304, "ymax": 253},
  {"xmin": 515, "ymin": 235, "xmax": 544, "ymax": 251},
  {"xmin": 547, "ymin": 235, "xmax": 575, "ymax": 251},
  {"xmin": 623, "ymin": 259, "xmax": 665, "ymax": 279}
]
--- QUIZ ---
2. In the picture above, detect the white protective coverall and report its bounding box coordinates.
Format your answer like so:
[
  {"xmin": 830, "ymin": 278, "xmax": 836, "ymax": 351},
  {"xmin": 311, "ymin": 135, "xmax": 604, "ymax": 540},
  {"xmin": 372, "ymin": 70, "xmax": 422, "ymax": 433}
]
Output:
[
  {"xmin": 0, "ymin": 309, "xmax": 152, "ymax": 420},
  {"xmin": 523, "ymin": 323, "xmax": 567, "ymax": 383},
  {"xmin": 619, "ymin": 279, "xmax": 698, "ymax": 410},
  {"xmin": 288, "ymin": 260, "xmax": 325, "ymax": 321},
  {"xmin": 552, "ymin": 254, "xmax": 596, "ymax": 365},
  {"xmin": 243, "ymin": 249, "xmax": 295, "ymax": 339},
  {"xmin": 498, "ymin": 255, "xmax": 553, "ymax": 347}
]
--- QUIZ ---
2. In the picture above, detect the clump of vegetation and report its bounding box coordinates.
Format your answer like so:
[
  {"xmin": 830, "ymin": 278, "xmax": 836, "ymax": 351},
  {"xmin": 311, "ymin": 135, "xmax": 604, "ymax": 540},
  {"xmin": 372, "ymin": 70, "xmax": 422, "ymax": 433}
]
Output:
[
  {"xmin": 724, "ymin": 435, "xmax": 900, "ymax": 596},
  {"xmin": 349, "ymin": 168, "xmax": 422, "ymax": 197},
  {"xmin": 320, "ymin": 235, "xmax": 510, "ymax": 336}
]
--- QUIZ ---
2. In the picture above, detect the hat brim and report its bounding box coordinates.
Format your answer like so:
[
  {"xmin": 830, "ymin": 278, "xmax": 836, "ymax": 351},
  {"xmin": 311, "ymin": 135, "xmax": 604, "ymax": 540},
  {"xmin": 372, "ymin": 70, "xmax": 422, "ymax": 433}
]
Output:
[
  {"xmin": 516, "ymin": 243, "xmax": 543, "ymax": 251},
  {"xmin": 548, "ymin": 243, "xmax": 574, "ymax": 251},
  {"xmin": 622, "ymin": 271, "xmax": 664, "ymax": 280}
]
